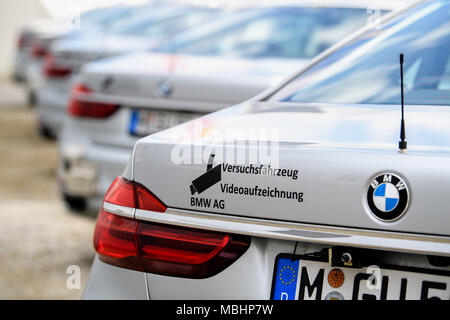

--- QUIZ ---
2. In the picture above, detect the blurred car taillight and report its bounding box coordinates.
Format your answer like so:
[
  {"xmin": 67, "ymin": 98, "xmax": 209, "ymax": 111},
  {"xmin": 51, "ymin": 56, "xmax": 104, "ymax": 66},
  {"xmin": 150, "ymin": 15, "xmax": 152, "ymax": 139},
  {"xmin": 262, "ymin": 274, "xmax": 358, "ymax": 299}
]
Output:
[
  {"xmin": 43, "ymin": 54, "xmax": 72, "ymax": 78},
  {"xmin": 17, "ymin": 34, "xmax": 26, "ymax": 49},
  {"xmin": 30, "ymin": 40, "xmax": 48, "ymax": 58},
  {"xmin": 94, "ymin": 177, "xmax": 250, "ymax": 278},
  {"xmin": 68, "ymin": 84, "xmax": 119, "ymax": 118}
]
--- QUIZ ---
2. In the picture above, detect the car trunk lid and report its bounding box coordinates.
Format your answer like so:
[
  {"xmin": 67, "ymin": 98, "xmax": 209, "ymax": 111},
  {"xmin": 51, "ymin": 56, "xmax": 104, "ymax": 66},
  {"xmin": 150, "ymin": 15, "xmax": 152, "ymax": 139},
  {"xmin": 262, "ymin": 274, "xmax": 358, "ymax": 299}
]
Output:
[
  {"xmin": 133, "ymin": 102, "xmax": 450, "ymax": 237},
  {"xmin": 82, "ymin": 52, "xmax": 307, "ymax": 111}
]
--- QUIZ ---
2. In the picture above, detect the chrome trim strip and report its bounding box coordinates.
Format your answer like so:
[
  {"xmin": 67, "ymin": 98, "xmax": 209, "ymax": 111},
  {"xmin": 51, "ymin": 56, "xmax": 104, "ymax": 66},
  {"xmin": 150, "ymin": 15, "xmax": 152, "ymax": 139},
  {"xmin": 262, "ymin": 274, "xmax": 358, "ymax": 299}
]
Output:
[
  {"xmin": 107, "ymin": 204, "xmax": 449, "ymax": 257},
  {"xmin": 103, "ymin": 201, "xmax": 135, "ymax": 219}
]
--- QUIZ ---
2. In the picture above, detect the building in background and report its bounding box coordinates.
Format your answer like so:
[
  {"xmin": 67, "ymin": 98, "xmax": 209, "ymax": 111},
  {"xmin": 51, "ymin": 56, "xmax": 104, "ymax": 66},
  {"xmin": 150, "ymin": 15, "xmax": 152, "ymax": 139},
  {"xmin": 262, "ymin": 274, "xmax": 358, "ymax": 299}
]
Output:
[{"xmin": 0, "ymin": 0, "xmax": 50, "ymax": 79}]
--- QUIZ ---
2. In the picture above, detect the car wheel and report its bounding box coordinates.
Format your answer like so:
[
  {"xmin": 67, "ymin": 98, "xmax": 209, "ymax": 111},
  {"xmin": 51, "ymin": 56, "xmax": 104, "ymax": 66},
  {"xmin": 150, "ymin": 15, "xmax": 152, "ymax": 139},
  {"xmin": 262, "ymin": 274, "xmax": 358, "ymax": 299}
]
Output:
[
  {"xmin": 28, "ymin": 89, "xmax": 36, "ymax": 106},
  {"xmin": 38, "ymin": 125, "xmax": 56, "ymax": 140},
  {"xmin": 63, "ymin": 194, "xmax": 87, "ymax": 213}
]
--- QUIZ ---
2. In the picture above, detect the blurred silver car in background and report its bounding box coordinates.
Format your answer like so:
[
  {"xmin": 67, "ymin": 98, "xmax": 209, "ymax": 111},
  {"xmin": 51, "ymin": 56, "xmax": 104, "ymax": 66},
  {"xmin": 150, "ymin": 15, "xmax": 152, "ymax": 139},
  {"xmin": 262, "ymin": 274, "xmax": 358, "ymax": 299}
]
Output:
[
  {"xmin": 20, "ymin": 3, "xmax": 151, "ymax": 106},
  {"xmin": 84, "ymin": 0, "xmax": 450, "ymax": 300},
  {"xmin": 58, "ymin": 1, "xmax": 401, "ymax": 214},
  {"xmin": 12, "ymin": 6, "xmax": 122, "ymax": 83},
  {"xmin": 14, "ymin": 19, "xmax": 65, "ymax": 84},
  {"xmin": 36, "ymin": 4, "xmax": 220, "ymax": 138}
]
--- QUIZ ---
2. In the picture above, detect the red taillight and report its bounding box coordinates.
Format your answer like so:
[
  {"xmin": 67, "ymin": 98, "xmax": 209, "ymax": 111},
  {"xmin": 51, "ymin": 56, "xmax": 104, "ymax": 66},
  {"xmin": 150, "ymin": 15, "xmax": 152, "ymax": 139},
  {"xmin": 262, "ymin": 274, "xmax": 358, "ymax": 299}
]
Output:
[
  {"xmin": 18, "ymin": 34, "xmax": 26, "ymax": 49},
  {"xmin": 137, "ymin": 223, "xmax": 250, "ymax": 278},
  {"xmin": 93, "ymin": 210, "xmax": 143, "ymax": 270},
  {"xmin": 72, "ymin": 83, "xmax": 92, "ymax": 95},
  {"xmin": 94, "ymin": 177, "xmax": 250, "ymax": 278},
  {"xmin": 31, "ymin": 40, "xmax": 48, "ymax": 58},
  {"xmin": 104, "ymin": 177, "xmax": 136, "ymax": 208},
  {"xmin": 139, "ymin": 224, "xmax": 229, "ymax": 264},
  {"xmin": 68, "ymin": 84, "xmax": 119, "ymax": 118},
  {"xmin": 43, "ymin": 54, "xmax": 72, "ymax": 78},
  {"xmin": 135, "ymin": 181, "xmax": 167, "ymax": 212}
]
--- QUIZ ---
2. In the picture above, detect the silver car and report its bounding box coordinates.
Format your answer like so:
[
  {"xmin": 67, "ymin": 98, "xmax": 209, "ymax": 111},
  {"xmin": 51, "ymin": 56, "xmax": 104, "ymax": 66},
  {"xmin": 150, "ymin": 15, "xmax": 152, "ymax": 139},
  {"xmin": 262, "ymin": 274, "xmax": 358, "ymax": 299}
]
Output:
[
  {"xmin": 13, "ymin": 19, "xmax": 66, "ymax": 84},
  {"xmin": 35, "ymin": 5, "xmax": 220, "ymax": 138},
  {"xmin": 59, "ymin": 2, "xmax": 387, "ymax": 215},
  {"xmin": 14, "ymin": 19, "xmax": 67, "ymax": 105},
  {"xmin": 24, "ymin": 4, "xmax": 152, "ymax": 109},
  {"xmin": 84, "ymin": 0, "xmax": 450, "ymax": 300}
]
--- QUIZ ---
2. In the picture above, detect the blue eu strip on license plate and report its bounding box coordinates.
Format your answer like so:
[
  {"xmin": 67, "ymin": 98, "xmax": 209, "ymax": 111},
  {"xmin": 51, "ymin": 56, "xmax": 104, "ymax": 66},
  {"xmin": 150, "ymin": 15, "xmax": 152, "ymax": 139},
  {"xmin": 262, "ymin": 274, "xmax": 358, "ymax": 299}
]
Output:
[
  {"xmin": 272, "ymin": 257, "xmax": 300, "ymax": 300},
  {"xmin": 129, "ymin": 110, "xmax": 139, "ymax": 135}
]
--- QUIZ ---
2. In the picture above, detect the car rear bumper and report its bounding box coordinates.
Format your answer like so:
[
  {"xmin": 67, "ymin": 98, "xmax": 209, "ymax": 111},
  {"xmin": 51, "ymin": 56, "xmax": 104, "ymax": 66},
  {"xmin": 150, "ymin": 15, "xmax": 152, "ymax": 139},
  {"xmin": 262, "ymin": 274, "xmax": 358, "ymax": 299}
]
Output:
[
  {"xmin": 13, "ymin": 50, "xmax": 29, "ymax": 83},
  {"xmin": 36, "ymin": 82, "xmax": 71, "ymax": 137},
  {"xmin": 82, "ymin": 256, "xmax": 149, "ymax": 300},
  {"xmin": 84, "ymin": 203, "xmax": 450, "ymax": 299},
  {"xmin": 25, "ymin": 58, "xmax": 44, "ymax": 92},
  {"xmin": 58, "ymin": 139, "xmax": 133, "ymax": 214}
]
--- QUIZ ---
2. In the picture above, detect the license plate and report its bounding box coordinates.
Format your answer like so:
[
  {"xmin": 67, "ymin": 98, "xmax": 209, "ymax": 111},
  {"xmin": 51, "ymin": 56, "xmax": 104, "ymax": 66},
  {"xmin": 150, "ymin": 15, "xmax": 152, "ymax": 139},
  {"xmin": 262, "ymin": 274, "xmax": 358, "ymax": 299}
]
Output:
[
  {"xmin": 272, "ymin": 254, "xmax": 450, "ymax": 300},
  {"xmin": 129, "ymin": 109, "xmax": 202, "ymax": 137}
]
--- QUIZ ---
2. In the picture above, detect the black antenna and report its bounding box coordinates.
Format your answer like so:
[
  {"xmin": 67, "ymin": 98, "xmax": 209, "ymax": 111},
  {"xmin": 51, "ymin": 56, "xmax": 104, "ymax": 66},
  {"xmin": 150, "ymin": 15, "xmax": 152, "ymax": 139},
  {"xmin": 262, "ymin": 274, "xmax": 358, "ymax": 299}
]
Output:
[{"xmin": 398, "ymin": 53, "xmax": 407, "ymax": 153}]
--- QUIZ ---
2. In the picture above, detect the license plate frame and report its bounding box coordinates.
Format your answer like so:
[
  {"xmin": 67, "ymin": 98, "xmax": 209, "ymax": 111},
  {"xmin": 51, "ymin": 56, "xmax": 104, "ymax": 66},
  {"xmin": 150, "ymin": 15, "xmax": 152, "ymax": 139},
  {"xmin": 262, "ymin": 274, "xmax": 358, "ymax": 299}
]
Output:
[
  {"xmin": 271, "ymin": 253, "xmax": 450, "ymax": 300},
  {"xmin": 129, "ymin": 109, "xmax": 202, "ymax": 137}
]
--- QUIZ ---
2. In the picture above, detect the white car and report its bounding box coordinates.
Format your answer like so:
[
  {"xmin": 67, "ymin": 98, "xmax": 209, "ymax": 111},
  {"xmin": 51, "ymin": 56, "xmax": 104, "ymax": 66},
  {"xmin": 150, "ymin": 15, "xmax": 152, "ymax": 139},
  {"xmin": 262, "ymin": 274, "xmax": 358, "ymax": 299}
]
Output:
[
  {"xmin": 84, "ymin": 0, "xmax": 450, "ymax": 300},
  {"xmin": 59, "ymin": 2, "xmax": 396, "ymax": 215},
  {"xmin": 35, "ymin": 5, "xmax": 220, "ymax": 138}
]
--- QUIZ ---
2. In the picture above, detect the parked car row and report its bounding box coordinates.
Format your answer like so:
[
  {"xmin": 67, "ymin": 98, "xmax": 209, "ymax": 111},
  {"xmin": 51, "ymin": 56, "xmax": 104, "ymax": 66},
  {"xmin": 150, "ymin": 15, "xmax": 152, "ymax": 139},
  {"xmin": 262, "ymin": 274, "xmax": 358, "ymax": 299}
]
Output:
[
  {"xmin": 15, "ymin": 3, "xmax": 149, "ymax": 105},
  {"xmin": 58, "ymin": 2, "xmax": 388, "ymax": 215},
  {"xmin": 15, "ymin": 0, "xmax": 450, "ymax": 300}
]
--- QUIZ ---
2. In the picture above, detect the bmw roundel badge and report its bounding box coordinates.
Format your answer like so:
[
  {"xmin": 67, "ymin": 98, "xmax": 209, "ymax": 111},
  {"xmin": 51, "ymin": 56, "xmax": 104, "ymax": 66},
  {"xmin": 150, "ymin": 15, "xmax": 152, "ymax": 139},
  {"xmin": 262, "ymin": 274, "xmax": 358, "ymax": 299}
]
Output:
[
  {"xmin": 366, "ymin": 173, "xmax": 409, "ymax": 222},
  {"xmin": 156, "ymin": 79, "xmax": 173, "ymax": 98}
]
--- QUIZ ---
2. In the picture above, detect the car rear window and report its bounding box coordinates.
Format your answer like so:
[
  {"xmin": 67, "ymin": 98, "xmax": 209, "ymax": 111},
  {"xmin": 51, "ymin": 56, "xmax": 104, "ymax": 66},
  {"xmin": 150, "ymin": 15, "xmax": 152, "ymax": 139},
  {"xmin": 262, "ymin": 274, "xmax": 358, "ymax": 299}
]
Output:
[
  {"xmin": 271, "ymin": 1, "xmax": 450, "ymax": 106},
  {"xmin": 160, "ymin": 7, "xmax": 375, "ymax": 59}
]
